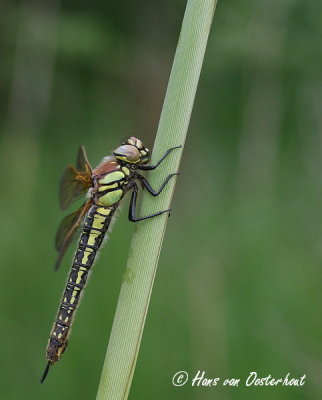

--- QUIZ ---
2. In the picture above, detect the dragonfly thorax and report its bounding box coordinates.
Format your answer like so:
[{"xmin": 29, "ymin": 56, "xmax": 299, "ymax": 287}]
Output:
[{"xmin": 91, "ymin": 160, "xmax": 131, "ymax": 207}]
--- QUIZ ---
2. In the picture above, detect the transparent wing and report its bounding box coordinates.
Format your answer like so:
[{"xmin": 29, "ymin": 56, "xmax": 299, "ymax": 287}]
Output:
[
  {"xmin": 76, "ymin": 145, "xmax": 92, "ymax": 173},
  {"xmin": 54, "ymin": 200, "xmax": 92, "ymax": 270},
  {"xmin": 60, "ymin": 146, "xmax": 93, "ymax": 210}
]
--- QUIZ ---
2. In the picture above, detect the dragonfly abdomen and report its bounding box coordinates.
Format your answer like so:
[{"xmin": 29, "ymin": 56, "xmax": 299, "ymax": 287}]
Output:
[{"xmin": 46, "ymin": 205, "xmax": 115, "ymax": 364}]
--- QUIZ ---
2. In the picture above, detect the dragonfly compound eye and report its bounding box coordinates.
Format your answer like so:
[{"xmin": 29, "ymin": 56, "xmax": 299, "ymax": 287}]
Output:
[{"xmin": 113, "ymin": 145, "xmax": 140, "ymax": 163}]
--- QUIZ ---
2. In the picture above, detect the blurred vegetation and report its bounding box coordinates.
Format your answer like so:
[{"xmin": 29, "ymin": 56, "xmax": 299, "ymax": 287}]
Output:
[{"xmin": 0, "ymin": 0, "xmax": 321, "ymax": 399}]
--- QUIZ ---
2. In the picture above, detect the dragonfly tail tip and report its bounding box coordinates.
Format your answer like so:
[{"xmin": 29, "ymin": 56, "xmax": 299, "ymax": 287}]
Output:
[{"xmin": 40, "ymin": 362, "xmax": 51, "ymax": 384}]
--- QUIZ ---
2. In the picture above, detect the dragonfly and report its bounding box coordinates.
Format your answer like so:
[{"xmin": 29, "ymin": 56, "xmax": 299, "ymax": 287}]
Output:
[{"xmin": 40, "ymin": 137, "xmax": 180, "ymax": 383}]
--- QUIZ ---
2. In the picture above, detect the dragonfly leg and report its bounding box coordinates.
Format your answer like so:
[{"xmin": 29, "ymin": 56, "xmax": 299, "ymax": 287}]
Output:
[
  {"xmin": 137, "ymin": 145, "xmax": 182, "ymax": 171},
  {"xmin": 137, "ymin": 173, "xmax": 179, "ymax": 196},
  {"xmin": 128, "ymin": 184, "xmax": 171, "ymax": 222}
]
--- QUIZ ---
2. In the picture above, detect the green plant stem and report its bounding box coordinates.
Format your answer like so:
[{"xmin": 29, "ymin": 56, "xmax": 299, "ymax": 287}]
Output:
[{"xmin": 96, "ymin": 1, "xmax": 217, "ymax": 399}]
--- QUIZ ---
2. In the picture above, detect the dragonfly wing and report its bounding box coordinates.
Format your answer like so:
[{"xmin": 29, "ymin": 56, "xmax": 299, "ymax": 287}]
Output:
[
  {"xmin": 54, "ymin": 200, "xmax": 92, "ymax": 270},
  {"xmin": 76, "ymin": 145, "xmax": 91, "ymax": 173},
  {"xmin": 60, "ymin": 146, "xmax": 93, "ymax": 210}
]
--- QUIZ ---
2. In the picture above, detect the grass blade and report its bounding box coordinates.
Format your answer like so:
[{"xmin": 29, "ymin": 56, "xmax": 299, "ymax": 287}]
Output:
[{"xmin": 96, "ymin": 1, "xmax": 217, "ymax": 398}]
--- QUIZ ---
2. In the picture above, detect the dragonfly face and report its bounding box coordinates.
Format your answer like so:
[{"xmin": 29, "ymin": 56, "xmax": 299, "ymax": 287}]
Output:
[
  {"xmin": 40, "ymin": 137, "xmax": 181, "ymax": 383},
  {"xmin": 113, "ymin": 136, "xmax": 150, "ymax": 165}
]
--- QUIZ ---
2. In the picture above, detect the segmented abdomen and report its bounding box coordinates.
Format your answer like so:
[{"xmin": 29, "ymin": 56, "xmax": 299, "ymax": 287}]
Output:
[{"xmin": 46, "ymin": 205, "xmax": 115, "ymax": 363}]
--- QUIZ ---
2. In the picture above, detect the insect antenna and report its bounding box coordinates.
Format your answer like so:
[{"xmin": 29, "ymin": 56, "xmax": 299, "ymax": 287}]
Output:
[{"xmin": 40, "ymin": 362, "xmax": 51, "ymax": 384}]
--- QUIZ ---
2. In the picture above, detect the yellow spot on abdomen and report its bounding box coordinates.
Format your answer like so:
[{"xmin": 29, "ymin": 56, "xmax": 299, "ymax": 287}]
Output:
[
  {"xmin": 57, "ymin": 346, "xmax": 65, "ymax": 357},
  {"xmin": 96, "ymin": 207, "xmax": 111, "ymax": 216},
  {"xmin": 70, "ymin": 290, "xmax": 78, "ymax": 304},
  {"xmin": 81, "ymin": 248, "xmax": 93, "ymax": 264},
  {"xmin": 87, "ymin": 230, "xmax": 99, "ymax": 246},
  {"xmin": 92, "ymin": 214, "xmax": 106, "ymax": 230},
  {"xmin": 76, "ymin": 270, "xmax": 84, "ymax": 284}
]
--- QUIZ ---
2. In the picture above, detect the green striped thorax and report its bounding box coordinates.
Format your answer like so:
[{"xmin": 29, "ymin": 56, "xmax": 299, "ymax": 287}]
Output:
[{"xmin": 92, "ymin": 137, "xmax": 150, "ymax": 208}]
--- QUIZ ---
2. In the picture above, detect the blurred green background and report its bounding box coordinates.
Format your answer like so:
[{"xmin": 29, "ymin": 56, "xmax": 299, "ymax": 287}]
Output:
[{"xmin": 0, "ymin": 0, "xmax": 321, "ymax": 399}]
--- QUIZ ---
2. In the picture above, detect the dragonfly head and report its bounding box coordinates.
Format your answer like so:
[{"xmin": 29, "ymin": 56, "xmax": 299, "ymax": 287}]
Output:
[{"xmin": 113, "ymin": 137, "xmax": 150, "ymax": 165}]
